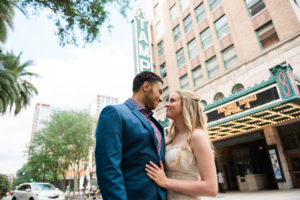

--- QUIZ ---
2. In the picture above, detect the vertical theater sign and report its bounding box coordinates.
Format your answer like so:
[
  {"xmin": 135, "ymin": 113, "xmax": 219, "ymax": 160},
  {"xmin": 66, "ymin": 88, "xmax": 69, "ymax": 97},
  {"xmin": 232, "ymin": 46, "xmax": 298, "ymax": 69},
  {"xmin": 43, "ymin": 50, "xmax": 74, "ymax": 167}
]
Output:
[{"xmin": 132, "ymin": 9, "xmax": 153, "ymax": 75}]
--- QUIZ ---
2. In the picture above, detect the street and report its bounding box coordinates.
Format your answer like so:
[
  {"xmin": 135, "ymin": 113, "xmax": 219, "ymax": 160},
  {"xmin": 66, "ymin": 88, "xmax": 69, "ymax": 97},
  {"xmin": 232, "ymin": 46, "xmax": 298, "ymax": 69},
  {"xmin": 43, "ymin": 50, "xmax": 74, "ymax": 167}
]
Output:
[
  {"xmin": 1, "ymin": 196, "xmax": 103, "ymax": 200},
  {"xmin": 203, "ymin": 189, "xmax": 300, "ymax": 200},
  {"xmin": 2, "ymin": 189, "xmax": 300, "ymax": 200}
]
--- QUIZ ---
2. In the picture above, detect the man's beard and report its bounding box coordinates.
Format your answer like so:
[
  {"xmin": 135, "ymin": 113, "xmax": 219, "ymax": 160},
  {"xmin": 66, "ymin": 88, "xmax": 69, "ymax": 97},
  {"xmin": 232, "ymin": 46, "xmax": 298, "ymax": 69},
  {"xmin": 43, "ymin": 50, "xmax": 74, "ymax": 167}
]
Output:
[{"xmin": 145, "ymin": 88, "xmax": 155, "ymax": 110}]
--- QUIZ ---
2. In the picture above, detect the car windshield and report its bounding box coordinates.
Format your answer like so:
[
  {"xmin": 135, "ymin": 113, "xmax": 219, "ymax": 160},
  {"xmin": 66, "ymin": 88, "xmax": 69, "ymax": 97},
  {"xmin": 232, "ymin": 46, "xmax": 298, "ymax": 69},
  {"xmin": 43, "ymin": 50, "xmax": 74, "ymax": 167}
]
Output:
[{"xmin": 32, "ymin": 184, "xmax": 56, "ymax": 191}]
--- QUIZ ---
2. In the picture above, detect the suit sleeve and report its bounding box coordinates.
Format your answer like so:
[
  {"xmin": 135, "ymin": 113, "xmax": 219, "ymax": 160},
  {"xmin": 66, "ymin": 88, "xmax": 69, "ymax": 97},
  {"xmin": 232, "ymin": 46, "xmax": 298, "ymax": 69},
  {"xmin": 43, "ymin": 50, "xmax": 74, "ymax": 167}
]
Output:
[{"xmin": 95, "ymin": 105, "xmax": 126, "ymax": 200}]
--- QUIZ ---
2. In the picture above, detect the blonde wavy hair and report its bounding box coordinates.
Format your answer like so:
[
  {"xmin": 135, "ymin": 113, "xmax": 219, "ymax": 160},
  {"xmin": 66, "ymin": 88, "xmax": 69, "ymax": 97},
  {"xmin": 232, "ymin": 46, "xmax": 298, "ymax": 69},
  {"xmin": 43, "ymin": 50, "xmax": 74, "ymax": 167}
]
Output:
[{"xmin": 165, "ymin": 90, "xmax": 214, "ymax": 164}]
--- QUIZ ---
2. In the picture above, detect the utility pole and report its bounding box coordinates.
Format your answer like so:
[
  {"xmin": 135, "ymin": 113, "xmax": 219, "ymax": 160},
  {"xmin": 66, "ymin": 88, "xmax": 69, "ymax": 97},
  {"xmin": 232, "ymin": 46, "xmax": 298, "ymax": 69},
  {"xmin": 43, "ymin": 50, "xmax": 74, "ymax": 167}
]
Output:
[{"xmin": 42, "ymin": 163, "xmax": 45, "ymax": 182}]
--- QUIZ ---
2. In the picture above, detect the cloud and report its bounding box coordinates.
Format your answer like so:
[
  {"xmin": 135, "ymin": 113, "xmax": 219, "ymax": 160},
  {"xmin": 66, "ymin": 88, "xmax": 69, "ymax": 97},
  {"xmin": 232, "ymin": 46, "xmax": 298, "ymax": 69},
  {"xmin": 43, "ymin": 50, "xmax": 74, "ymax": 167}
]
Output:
[
  {"xmin": 32, "ymin": 44, "xmax": 134, "ymax": 107},
  {"xmin": 0, "ymin": 111, "xmax": 32, "ymax": 174}
]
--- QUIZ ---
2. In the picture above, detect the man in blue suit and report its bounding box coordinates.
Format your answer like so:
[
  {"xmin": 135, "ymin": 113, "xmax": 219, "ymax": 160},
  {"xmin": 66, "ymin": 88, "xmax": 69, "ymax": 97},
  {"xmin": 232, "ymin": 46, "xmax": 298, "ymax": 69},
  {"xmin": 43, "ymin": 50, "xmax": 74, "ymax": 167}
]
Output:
[{"xmin": 95, "ymin": 71, "xmax": 166, "ymax": 200}]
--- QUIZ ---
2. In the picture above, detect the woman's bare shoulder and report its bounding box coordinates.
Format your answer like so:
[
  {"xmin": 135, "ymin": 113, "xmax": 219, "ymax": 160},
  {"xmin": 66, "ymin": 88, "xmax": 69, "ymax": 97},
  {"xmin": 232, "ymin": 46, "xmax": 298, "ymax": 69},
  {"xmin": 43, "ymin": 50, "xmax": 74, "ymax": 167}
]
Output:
[
  {"xmin": 191, "ymin": 128, "xmax": 207, "ymax": 139},
  {"xmin": 190, "ymin": 129, "xmax": 209, "ymax": 147}
]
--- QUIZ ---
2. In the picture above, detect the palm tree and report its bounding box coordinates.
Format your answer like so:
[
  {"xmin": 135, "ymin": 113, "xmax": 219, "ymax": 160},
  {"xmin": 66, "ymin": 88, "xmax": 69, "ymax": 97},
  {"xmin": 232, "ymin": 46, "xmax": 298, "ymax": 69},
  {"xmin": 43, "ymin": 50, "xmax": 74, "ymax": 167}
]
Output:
[
  {"xmin": 0, "ymin": 68, "xmax": 18, "ymax": 113},
  {"xmin": 0, "ymin": 0, "xmax": 16, "ymax": 43},
  {"xmin": 0, "ymin": 51, "xmax": 39, "ymax": 115}
]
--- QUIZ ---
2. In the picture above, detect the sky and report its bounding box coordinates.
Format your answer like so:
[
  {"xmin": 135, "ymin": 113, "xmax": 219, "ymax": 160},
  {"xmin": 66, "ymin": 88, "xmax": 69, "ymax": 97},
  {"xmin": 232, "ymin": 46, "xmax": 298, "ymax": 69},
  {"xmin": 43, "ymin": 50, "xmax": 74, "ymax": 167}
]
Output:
[{"xmin": 0, "ymin": 1, "xmax": 148, "ymax": 175}]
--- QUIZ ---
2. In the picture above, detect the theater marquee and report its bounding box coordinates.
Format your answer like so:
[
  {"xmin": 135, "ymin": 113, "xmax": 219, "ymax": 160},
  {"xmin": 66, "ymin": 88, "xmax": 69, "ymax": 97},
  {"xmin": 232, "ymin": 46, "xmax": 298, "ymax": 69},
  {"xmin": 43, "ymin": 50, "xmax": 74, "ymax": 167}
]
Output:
[
  {"xmin": 204, "ymin": 64, "xmax": 300, "ymax": 141},
  {"xmin": 207, "ymin": 87, "xmax": 280, "ymax": 123}
]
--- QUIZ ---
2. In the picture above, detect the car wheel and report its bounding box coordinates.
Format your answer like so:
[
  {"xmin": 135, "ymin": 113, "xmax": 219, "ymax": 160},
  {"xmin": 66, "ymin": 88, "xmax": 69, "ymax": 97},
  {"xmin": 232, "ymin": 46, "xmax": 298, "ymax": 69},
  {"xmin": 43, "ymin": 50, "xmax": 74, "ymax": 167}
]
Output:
[{"xmin": 29, "ymin": 197, "xmax": 34, "ymax": 200}]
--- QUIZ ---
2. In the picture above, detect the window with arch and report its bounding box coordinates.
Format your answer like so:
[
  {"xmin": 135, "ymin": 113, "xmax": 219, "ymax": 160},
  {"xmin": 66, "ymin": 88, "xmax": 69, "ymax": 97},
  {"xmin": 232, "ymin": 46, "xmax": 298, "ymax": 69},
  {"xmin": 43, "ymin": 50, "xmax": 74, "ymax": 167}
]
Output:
[
  {"xmin": 214, "ymin": 92, "xmax": 224, "ymax": 101},
  {"xmin": 200, "ymin": 100, "xmax": 207, "ymax": 106},
  {"xmin": 232, "ymin": 84, "xmax": 245, "ymax": 94}
]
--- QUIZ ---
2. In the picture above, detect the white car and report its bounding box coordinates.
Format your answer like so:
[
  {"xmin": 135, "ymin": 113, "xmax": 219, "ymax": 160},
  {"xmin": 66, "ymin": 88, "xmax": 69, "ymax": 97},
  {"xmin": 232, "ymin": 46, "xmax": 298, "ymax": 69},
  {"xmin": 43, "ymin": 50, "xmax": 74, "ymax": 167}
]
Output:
[{"xmin": 12, "ymin": 183, "xmax": 65, "ymax": 200}]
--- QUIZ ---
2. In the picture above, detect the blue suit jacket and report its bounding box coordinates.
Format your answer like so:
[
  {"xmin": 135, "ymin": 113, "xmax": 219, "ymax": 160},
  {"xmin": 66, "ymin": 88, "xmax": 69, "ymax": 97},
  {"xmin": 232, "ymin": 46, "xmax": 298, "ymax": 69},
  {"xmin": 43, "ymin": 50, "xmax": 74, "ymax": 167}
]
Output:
[{"xmin": 95, "ymin": 100, "xmax": 166, "ymax": 200}]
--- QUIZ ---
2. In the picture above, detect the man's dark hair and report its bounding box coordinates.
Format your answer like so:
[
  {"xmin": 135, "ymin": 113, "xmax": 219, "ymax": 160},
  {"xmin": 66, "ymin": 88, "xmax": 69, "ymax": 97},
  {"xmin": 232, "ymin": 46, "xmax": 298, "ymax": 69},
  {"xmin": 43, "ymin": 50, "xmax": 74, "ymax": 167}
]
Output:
[{"xmin": 133, "ymin": 71, "xmax": 163, "ymax": 92}]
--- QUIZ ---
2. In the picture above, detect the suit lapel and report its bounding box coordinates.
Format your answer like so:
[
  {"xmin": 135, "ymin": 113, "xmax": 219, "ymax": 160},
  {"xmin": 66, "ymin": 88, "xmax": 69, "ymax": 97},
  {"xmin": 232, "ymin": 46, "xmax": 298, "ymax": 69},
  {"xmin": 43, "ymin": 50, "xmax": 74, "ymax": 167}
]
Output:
[{"xmin": 125, "ymin": 100, "xmax": 158, "ymax": 155}]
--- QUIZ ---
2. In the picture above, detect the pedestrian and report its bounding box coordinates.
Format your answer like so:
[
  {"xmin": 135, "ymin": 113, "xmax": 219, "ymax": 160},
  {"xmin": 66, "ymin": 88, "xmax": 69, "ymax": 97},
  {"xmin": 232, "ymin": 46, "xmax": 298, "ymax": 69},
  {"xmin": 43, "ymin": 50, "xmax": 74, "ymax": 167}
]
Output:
[
  {"xmin": 95, "ymin": 71, "xmax": 166, "ymax": 200},
  {"xmin": 217, "ymin": 171, "xmax": 225, "ymax": 193},
  {"xmin": 145, "ymin": 90, "xmax": 218, "ymax": 199}
]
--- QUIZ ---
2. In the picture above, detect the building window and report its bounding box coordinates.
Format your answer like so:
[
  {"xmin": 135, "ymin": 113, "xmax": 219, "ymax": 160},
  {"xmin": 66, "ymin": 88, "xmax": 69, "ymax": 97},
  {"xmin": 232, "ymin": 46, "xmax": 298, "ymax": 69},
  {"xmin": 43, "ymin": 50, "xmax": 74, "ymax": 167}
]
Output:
[
  {"xmin": 201, "ymin": 100, "xmax": 207, "ymax": 106},
  {"xmin": 206, "ymin": 56, "xmax": 219, "ymax": 78},
  {"xmin": 214, "ymin": 92, "xmax": 224, "ymax": 101},
  {"xmin": 194, "ymin": 3, "xmax": 206, "ymax": 23},
  {"xmin": 163, "ymin": 87, "xmax": 169, "ymax": 104},
  {"xmin": 154, "ymin": 3, "xmax": 159, "ymax": 17},
  {"xmin": 245, "ymin": 0, "xmax": 266, "ymax": 17},
  {"xmin": 215, "ymin": 15, "xmax": 230, "ymax": 39},
  {"xmin": 187, "ymin": 38, "xmax": 198, "ymax": 59},
  {"xmin": 208, "ymin": 0, "xmax": 221, "ymax": 11},
  {"xmin": 157, "ymin": 41, "xmax": 164, "ymax": 57},
  {"xmin": 179, "ymin": 0, "xmax": 189, "ymax": 11},
  {"xmin": 200, "ymin": 28, "xmax": 213, "ymax": 50},
  {"xmin": 232, "ymin": 84, "xmax": 245, "ymax": 94},
  {"xmin": 173, "ymin": 25, "xmax": 181, "ymax": 42},
  {"xmin": 180, "ymin": 74, "xmax": 189, "ymax": 89},
  {"xmin": 183, "ymin": 15, "xmax": 193, "ymax": 33},
  {"xmin": 192, "ymin": 66, "xmax": 204, "ymax": 88},
  {"xmin": 169, "ymin": 4, "xmax": 178, "ymax": 21},
  {"xmin": 160, "ymin": 62, "xmax": 167, "ymax": 79},
  {"xmin": 222, "ymin": 45, "xmax": 238, "ymax": 69},
  {"xmin": 176, "ymin": 48, "xmax": 185, "ymax": 67},
  {"xmin": 256, "ymin": 21, "xmax": 279, "ymax": 49},
  {"xmin": 155, "ymin": 21, "xmax": 162, "ymax": 37}
]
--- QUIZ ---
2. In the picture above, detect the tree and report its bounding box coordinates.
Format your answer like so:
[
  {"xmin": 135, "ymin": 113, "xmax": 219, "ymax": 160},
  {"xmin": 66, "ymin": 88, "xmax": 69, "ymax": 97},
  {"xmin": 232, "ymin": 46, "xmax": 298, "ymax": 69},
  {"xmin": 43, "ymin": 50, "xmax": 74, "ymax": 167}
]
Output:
[
  {"xmin": 29, "ymin": 110, "xmax": 95, "ymax": 192},
  {"xmin": 18, "ymin": 0, "xmax": 132, "ymax": 46},
  {"xmin": 0, "ymin": 0, "xmax": 16, "ymax": 42},
  {"xmin": 13, "ymin": 161, "xmax": 54, "ymax": 188},
  {"xmin": 67, "ymin": 112, "xmax": 94, "ymax": 194},
  {"xmin": 0, "ymin": 51, "xmax": 38, "ymax": 115},
  {"xmin": 0, "ymin": 69, "xmax": 19, "ymax": 114},
  {"xmin": 0, "ymin": 0, "xmax": 26, "ymax": 43},
  {"xmin": 0, "ymin": 174, "xmax": 11, "ymax": 198}
]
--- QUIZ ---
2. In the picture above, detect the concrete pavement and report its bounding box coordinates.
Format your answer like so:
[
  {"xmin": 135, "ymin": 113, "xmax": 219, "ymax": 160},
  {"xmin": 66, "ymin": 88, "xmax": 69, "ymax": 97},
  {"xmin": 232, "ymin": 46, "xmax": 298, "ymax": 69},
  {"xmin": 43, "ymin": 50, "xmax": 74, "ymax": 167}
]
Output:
[
  {"xmin": 2, "ymin": 189, "xmax": 299, "ymax": 200},
  {"xmin": 202, "ymin": 189, "xmax": 300, "ymax": 200}
]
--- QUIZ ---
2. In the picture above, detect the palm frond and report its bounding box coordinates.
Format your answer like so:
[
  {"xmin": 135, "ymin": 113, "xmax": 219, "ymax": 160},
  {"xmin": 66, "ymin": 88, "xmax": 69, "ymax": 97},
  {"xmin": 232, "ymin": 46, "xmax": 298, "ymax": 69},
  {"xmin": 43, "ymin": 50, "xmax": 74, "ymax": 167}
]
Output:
[{"xmin": 0, "ymin": 50, "xmax": 39, "ymax": 115}]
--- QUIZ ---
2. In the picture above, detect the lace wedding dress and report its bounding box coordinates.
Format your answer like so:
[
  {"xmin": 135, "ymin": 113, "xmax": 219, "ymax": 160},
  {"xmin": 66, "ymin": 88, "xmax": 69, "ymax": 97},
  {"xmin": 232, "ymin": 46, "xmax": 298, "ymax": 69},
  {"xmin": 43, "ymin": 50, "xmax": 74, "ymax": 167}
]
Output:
[{"xmin": 165, "ymin": 144, "xmax": 201, "ymax": 200}]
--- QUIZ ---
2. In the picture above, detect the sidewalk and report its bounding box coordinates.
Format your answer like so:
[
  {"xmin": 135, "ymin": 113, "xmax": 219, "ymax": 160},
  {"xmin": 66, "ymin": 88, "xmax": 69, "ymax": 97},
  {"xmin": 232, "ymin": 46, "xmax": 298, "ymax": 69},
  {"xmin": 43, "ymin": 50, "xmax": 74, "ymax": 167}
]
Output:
[{"xmin": 202, "ymin": 189, "xmax": 300, "ymax": 200}]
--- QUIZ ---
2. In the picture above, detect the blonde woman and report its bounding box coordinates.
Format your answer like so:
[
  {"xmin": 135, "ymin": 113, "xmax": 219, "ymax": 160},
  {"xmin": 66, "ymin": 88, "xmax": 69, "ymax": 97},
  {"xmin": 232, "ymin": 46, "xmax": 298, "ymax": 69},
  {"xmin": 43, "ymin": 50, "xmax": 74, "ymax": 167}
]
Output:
[{"xmin": 145, "ymin": 90, "xmax": 218, "ymax": 199}]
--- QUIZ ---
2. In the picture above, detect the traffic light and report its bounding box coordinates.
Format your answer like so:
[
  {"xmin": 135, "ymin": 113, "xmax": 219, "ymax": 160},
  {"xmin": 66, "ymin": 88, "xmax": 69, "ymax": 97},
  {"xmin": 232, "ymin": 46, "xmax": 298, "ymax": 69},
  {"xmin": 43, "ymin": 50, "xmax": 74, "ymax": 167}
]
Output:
[{"xmin": 19, "ymin": 172, "xmax": 26, "ymax": 176}]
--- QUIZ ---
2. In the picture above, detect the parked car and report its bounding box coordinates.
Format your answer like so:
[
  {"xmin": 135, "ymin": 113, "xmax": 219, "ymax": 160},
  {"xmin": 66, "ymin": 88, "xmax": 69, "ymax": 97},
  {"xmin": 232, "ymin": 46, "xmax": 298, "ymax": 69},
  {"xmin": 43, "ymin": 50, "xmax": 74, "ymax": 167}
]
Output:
[{"xmin": 11, "ymin": 183, "xmax": 65, "ymax": 200}]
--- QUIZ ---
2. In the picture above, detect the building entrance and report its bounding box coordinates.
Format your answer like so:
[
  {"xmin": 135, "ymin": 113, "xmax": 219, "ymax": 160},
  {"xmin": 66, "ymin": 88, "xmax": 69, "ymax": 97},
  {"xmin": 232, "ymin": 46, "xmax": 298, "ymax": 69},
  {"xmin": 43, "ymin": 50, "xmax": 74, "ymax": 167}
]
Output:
[
  {"xmin": 277, "ymin": 120, "xmax": 300, "ymax": 188},
  {"xmin": 286, "ymin": 154, "xmax": 300, "ymax": 188},
  {"xmin": 216, "ymin": 133, "xmax": 278, "ymax": 191}
]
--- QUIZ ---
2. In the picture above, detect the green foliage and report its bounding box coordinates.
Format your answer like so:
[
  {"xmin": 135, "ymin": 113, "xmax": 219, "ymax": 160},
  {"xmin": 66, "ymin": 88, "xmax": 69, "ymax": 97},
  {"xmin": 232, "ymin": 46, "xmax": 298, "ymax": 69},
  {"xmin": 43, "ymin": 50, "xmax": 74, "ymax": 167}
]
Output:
[
  {"xmin": 0, "ymin": 0, "xmax": 16, "ymax": 42},
  {"xmin": 0, "ymin": 69, "xmax": 18, "ymax": 113},
  {"xmin": 0, "ymin": 0, "xmax": 26, "ymax": 43},
  {"xmin": 19, "ymin": 0, "xmax": 132, "ymax": 46},
  {"xmin": 0, "ymin": 174, "xmax": 11, "ymax": 198},
  {"xmin": 13, "ymin": 161, "xmax": 54, "ymax": 188},
  {"xmin": 0, "ymin": 51, "xmax": 38, "ymax": 115},
  {"xmin": 28, "ymin": 110, "xmax": 95, "ymax": 188}
]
